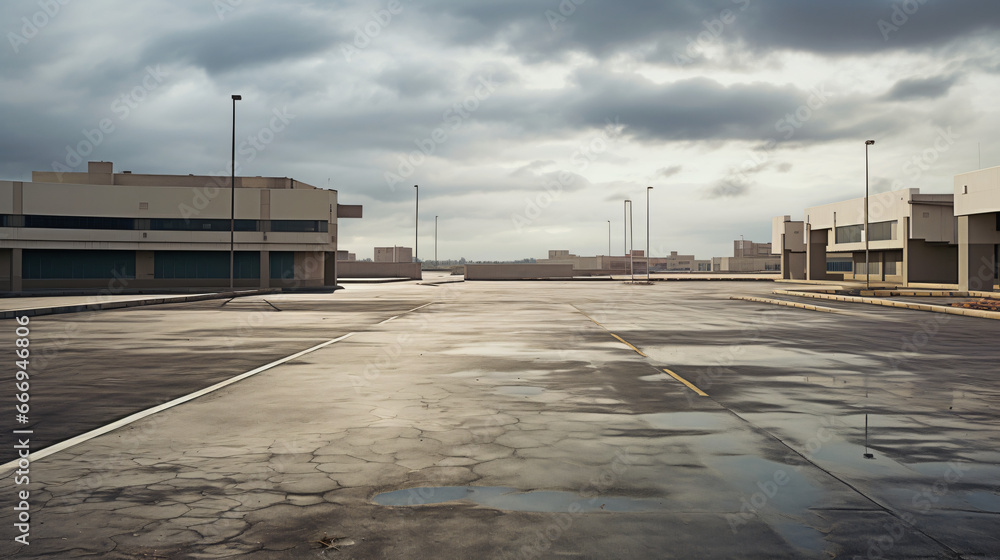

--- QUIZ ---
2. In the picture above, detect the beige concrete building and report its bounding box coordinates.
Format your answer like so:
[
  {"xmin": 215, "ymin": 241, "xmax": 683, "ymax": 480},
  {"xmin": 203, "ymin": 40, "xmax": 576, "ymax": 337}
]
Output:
[
  {"xmin": 0, "ymin": 162, "xmax": 362, "ymax": 292},
  {"xmin": 374, "ymin": 246, "xmax": 413, "ymax": 263},
  {"xmin": 538, "ymin": 250, "xmax": 708, "ymax": 275},
  {"xmin": 954, "ymin": 166, "xmax": 1000, "ymax": 290},
  {"xmin": 715, "ymin": 239, "xmax": 779, "ymax": 272},
  {"xmin": 774, "ymin": 188, "xmax": 957, "ymax": 285}
]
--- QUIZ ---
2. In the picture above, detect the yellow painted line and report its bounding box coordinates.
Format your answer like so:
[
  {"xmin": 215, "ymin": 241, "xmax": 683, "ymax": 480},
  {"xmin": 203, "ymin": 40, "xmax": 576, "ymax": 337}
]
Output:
[
  {"xmin": 663, "ymin": 368, "xmax": 708, "ymax": 397},
  {"xmin": 572, "ymin": 306, "xmax": 646, "ymax": 356},
  {"xmin": 609, "ymin": 332, "xmax": 646, "ymax": 357}
]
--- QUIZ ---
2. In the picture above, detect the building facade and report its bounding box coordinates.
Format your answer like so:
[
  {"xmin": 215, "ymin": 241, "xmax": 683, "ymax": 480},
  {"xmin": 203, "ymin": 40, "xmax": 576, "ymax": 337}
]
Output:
[
  {"xmin": 955, "ymin": 167, "xmax": 1000, "ymax": 290},
  {"xmin": 774, "ymin": 188, "xmax": 958, "ymax": 285},
  {"xmin": 374, "ymin": 246, "xmax": 414, "ymax": 263},
  {"xmin": 0, "ymin": 162, "xmax": 362, "ymax": 292}
]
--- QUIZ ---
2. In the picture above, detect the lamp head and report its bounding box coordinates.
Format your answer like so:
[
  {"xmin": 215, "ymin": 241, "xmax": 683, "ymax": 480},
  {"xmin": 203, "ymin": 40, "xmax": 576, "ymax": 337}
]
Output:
[
  {"xmin": 232, "ymin": 95, "xmax": 242, "ymax": 101},
  {"xmin": 865, "ymin": 140, "xmax": 875, "ymax": 145}
]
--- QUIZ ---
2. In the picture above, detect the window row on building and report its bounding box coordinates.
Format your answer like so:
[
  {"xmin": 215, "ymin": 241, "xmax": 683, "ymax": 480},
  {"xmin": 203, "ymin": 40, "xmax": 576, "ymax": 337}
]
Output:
[
  {"xmin": 21, "ymin": 250, "xmax": 298, "ymax": 280},
  {"xmin": 0, "ymin": 215, "xmax": 328, "ymax": 233},
  {"xmin": 833, "ymin": 220, "xmax": 897, "ymax": 244}
]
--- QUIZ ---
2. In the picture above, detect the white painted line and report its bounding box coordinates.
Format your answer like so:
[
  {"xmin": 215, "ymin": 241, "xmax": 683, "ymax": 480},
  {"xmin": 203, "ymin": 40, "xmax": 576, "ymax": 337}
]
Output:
[
  {"xmin": 407, "ymin": 303, "xmax": 434, "ymax": 313},
  {"xmin": 0, "ymin": 333, "xmax": 355, "ymax": 474},
  {"xmin": 378, "ymin": 316, "xmax": 399, "ymax": 325}
]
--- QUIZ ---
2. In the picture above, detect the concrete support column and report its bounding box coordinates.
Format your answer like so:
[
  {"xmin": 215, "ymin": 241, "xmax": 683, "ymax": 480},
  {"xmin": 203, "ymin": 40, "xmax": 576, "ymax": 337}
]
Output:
[
  {"xmin": 260, "ymin": 250, "xmax": 270, "ymax": 289},
  {"xmin": 958, "ymin": 214, "xmax": 998, "ymax": 292},
  {"xmin": 780, "ymin": 234, "xmax": 792, "ymax": 280},
  {"xmin": 806, "ymin": 226, "xmax": 828, "ymax": 281},
  {"xmin": 136, "ymin": 251, "xmax": 155, "ymax": 281},
  {"xmin": 12, "ymin": 248, "xmax": 22, "ymax": 292},
  {"xmin": 901, "ymin": 217, "xmax": 910, "ymax": 286}
]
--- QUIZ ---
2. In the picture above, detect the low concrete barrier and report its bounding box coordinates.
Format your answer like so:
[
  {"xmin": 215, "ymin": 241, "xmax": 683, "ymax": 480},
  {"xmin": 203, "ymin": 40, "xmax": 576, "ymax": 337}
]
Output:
[
  {"xmin": 464, "ymin": 264, "xmax": 574, "ymax": 280},
  {"xmin": 338, "ymin": 262, "xmax": 422, "ymax": 280}
]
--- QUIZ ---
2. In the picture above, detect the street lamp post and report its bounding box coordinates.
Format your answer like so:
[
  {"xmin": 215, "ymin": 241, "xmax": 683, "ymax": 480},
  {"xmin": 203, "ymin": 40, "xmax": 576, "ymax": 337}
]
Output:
[
  {"xmin": 414, "ymin": 185, "xmax": 418, "ymax": 263},
  {"xmin": 646, "ymin": 186, "xmax": 653, "ymax": 283},
  {"xmin": 607, "ymin": 220, "xmax": 611, "ymax": 257},
  {"xmin": 626, "ymin": 199, "xmax": 634, "ymax": 282},
  {"xmin": 865, "ymin": 140, "xmax": 875, "ymax": 289},
  {"xmin": 435, "ymin": 215, "xmax": 438, "ymax": 266},
  {"xmin": 229, "ymin": 94, "xmax": 241, "ymax": 292}
]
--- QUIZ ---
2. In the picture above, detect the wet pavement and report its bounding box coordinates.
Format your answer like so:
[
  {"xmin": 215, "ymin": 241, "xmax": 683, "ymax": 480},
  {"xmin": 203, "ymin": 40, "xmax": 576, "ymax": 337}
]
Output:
[{"xmin": 0, "ymin": 279, "xmax": 997, "ymax": 558}]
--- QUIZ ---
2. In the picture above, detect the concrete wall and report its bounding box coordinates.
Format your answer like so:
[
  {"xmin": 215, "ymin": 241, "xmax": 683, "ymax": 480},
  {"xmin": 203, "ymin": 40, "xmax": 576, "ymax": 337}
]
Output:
[
  {"xmin": 465, "ymin": 264, "xmax": 574, "ymax": 280},
  {"xmin": 374, "ymin": 247, "xmax": 413, "ymax": 263},
  {"xmin": 955, "ymin": 166, "xmax": 1000, "ymax": 216},
  {"xmin": 958, "ymin": 213, "xmax": 1000, "ymax": 291},
  {"xmin": 338, "ymin": 261, "xmax": 422, "ymax": 280},
  {"xmin": 719, "ymin": 256, "xmax": 780, "ymax": 272},
  {"xmin": 906, "ymin": 239, "xmax": 958, "ymax": 284}
]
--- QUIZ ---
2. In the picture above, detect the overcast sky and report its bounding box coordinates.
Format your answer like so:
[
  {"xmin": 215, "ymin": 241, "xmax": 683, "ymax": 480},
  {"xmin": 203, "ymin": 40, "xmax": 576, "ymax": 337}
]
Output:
[{"xmin": 2, "ymin": 0, "xmax": 999, "ymax": 261}]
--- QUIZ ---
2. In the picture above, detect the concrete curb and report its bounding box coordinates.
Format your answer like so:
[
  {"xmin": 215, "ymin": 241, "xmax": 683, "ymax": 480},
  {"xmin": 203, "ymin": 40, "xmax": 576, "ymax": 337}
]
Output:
[
  {"xmin": 730, "ymin": 296, "xmax": 865, "ymax": 317},
  {"xmin": 772, "ymin": 289, "xmax": 1000, "ymax": 321},
  {"xmin": 0, "ymin": 289, "xmax": 279, "ymax": 320}
]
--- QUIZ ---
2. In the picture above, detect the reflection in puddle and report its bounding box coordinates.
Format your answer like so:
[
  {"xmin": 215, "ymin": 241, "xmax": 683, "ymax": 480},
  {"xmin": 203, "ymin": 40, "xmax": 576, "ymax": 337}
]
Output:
[
  {"xmin": 373, "ymin": 486, "xmax": 667, "ymax": 512},
  {"xmin": 637, "ymin": 412, "xmax": 731, "ymax": 431},
  {"xmin": 496, "ymin": 385, "xmax": 545, "ymax": 396}
]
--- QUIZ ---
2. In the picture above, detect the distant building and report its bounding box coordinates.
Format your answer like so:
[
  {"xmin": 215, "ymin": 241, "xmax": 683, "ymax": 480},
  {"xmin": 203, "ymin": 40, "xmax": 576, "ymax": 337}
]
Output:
[
  {"xmin": 0, "ymin": 161, "xmax": 362, "ymax": 292},
  {"xmin": 538, "ymin": 249, "xmax": 708, "ymax": 274},
  {"xmin": 713, "ymin": 240, "xmax": 780, "ymax": 272},
  {"xmin": 336, "ymin": 250, "xmax": 356, "ymax": 262},
  {"xmin": 374, "ymin": 246, "xmax": 413, "ymax": 263}
]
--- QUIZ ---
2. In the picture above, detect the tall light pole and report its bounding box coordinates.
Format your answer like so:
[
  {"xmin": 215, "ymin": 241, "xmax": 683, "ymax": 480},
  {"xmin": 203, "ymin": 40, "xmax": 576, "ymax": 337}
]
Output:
[
  {"xmin": 646, "ymin": 186, "xmax": 653, "ymax": 283},
  {"xmin": 230, "ymin": 94, "xmax": 241, "ymax": 292},
  {"xmin": 607, "ymin": 220, "xmax": 611, "ymax": 256},
  {"xmin": 865, "ymin": 140, "xmax": 875, "ymax": 289},
  {"xmin": 435, "ymin": 215, "xmax": 438, "ymax": 265},
  {"xmin": 413, "ymin": 185, "xmax": 419, "ymax": 263},
  {"xmin": 626, "ymin": 199, "xmax": 634, "ymax": 282},
  {"xmin": 623, "ymin": 201, "xmax": 628, "ymax": 257}
]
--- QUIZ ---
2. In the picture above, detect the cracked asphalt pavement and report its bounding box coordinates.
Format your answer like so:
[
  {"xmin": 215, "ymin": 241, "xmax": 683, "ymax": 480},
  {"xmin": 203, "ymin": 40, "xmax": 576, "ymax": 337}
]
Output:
[{"xmin": 1, "ymin": 278, "xmax": 998, "ymax": 558}]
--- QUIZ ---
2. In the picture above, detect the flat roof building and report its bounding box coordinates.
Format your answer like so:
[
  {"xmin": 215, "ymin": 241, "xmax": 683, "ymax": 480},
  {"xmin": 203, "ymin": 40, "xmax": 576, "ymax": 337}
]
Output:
[
  {"xmin": 775, "ymin": 187, "xmax": 960, "ymax": 286},
  {"xmin": 0, "ymin": 161, "xmax": 362, "ymax": 292}
]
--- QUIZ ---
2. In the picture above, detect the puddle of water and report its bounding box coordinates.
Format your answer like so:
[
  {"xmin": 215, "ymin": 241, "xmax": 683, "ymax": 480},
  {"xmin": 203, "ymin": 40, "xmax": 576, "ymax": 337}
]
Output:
[
  {"xmin": 637, "ymin": 412, "xmax": 731, "ymax": 431},
  {"xmin": 496, "ymin": 386, "xmax": 545, "ymax": 396},
  {"xmin": 372, "ymin": 486, "xmax": 667, "ymax": 513}
]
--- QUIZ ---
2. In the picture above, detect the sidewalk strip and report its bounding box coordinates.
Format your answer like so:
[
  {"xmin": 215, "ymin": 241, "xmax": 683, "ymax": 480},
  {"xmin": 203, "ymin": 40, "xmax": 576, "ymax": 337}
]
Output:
[
  {"xmin": 663, "ymin": 368, "xmax": 709, "ymax": 397},
  {"xmin": 0, "ymin": 333, "xmax": 355, "ymax": 474}
]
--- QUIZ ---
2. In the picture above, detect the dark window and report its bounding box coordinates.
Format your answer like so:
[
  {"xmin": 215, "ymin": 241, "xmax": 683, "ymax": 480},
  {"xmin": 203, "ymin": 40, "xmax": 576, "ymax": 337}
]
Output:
[
  {"xmin": 835, "ymin": 225, "xmax": 863, "ymax": 244},
  {"xmin": 827, "ymin": 259, "xmax": 853, "ymax": 272},
  {"xmin": 23, "ymin": 250, "xmax": 136, "ymax": 279},
  {"xmin": 150, "ymin": 219, "xmax": 257, "ymax": 231},
  {"xmin": 868, "ymin": 221, "xmax": 896, "ymax": 242},
  {"xmin": 269, "ymin": 251, "xmax": 295, "ymax": 280},
  {"xmin": 269, "ymin": 220, "xmax": 328, "ymax": 233},
  {"xmin": 154, "ymin": 251, "xmax": 259, "ymax": 279},
  {"xmin": 24, "ymin": 215, "xmax": 135, "ymax": 230}
]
